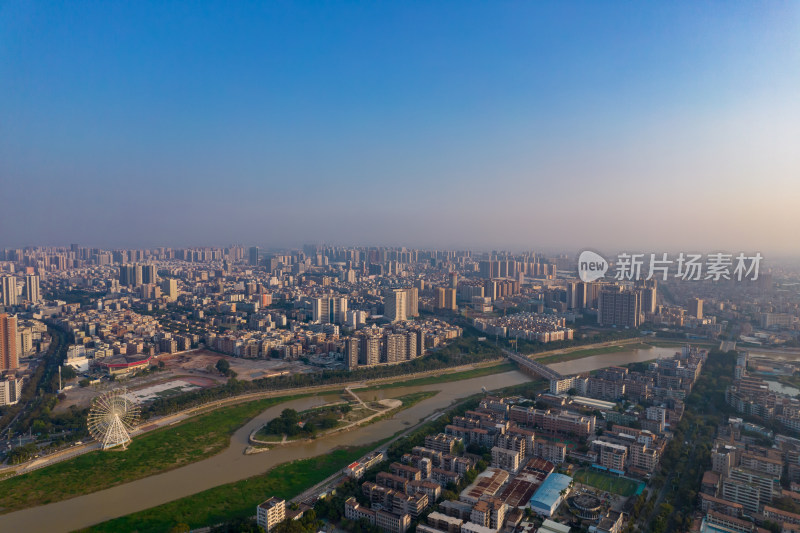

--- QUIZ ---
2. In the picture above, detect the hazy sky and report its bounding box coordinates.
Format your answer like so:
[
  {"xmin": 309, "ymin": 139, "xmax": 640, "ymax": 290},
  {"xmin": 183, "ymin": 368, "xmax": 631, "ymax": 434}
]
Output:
[{"xmin": 1, "ymin": 2, "xmax": 799, "ymax": 254}]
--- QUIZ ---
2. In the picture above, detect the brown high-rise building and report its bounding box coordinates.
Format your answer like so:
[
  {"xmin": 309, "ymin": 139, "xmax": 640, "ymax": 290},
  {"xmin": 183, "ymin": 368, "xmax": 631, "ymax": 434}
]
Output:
[
  {"xmin": 0, "ymin": 314, "xmax": 19, "ymax": 374},
  {"xmin": 598, "ymin": 287, "xmax": 642, "ymax": 328}
]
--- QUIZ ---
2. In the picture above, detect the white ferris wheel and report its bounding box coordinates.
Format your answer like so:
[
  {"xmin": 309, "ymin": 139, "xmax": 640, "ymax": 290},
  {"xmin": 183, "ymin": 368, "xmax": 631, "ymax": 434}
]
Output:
[{"xmin": 87, "ymin": 388, "xmax": 141, "ymax": 450}]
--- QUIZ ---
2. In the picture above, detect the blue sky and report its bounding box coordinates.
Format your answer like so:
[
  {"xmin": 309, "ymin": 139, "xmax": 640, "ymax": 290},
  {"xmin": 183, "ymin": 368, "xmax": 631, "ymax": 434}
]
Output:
[{"xmin": 1, "ymin": 2, "xmax": 798, "ymax": 253}]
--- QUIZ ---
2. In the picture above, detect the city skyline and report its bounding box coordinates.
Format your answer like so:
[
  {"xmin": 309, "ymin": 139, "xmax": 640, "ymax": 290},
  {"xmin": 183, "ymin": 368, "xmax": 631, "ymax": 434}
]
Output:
[{"xmin": 2, "ymin": 3, "xmax": 799, "ymax": 253}]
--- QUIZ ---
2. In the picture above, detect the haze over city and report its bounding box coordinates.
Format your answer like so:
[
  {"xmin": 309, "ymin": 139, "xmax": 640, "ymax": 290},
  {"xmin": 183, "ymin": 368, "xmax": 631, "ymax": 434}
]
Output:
[
  {"xmin": 2, "ymin": 2, "xmax": 799, "ymax": 253},
  {"xmin": 5, "ymin": 4, "xmax": 800, "ymax": 533}
]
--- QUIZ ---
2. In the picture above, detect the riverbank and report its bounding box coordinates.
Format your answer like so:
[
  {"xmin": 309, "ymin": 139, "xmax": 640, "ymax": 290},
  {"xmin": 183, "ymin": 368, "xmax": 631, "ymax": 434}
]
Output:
[
  {"xmin": 84, "ymin": 375, "xmax": 549, "ymax": 533},
  {"xmin": 357, "ymin": 361, "xmax": 515, "ymax": 391},
  {"xmin": 0, "ymin": 371, "xmax": 532, "ymax": 533},
  {"xmin": 0, "ymin": 362, "xmax": 509, "ymax": 515},
  {"xmin": 0, "ymin": 358, "xmax": 509, "ymax": 480},
  {"xmin": 79, "ymin": 442, "xmax": 387, "ymax": 533},
  {"xmin": 0, "ymin": 395, "xmax": 303, "ymax": 513},
  {"xmin": 534, "ymin": 342, "xmax": 653, "ymax": 364}
]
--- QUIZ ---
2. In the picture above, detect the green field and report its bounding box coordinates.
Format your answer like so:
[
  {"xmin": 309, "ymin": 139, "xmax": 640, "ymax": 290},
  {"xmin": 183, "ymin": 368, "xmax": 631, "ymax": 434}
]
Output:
[
  {"xmin": 0, "ymin": 394, "xmax": 304, "ymax": 514},
  {"xmin": 254, "ymin": 391, "xmax": 436, "ymax": 442},
  {"xmin": 81, "ymin": 442, "xmax": 387, "ymax": 533},
  {"xmin": 573, "ymin": 469, "xmax": 642, "ymax": 497}
]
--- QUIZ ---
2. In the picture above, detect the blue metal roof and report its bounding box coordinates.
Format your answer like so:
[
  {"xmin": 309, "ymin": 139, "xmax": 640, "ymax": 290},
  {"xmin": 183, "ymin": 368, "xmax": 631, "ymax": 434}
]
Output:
[{"xmin": 529, "ymin": 473, "xmax": 572, "ymax": 510}]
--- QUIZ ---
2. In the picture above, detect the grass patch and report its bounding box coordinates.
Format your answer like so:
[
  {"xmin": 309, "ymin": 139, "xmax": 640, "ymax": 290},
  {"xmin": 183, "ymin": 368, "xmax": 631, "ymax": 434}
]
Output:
[
  {"xmin": 81, "ymin": 441, "xmax": 390, "ymax": 533},
  {"xmin": 534, "ymin": 343, "xmax": 652, "ymax": 364},
  {"xmin": 777, "ymin": 375, "xmax": 800, "ymax": 390},
  {"xmin": 360, "ymin": 361, "xmax": 515, "ymax": 391},
  {"xmin": 573, "ymin": 468, "xmax": 642, "ymax": 497},
  {"xmin": 0, "ymin": 394, "xmax": 304, "ymax": 514},
  {"xmin": 394, "ymin": 391, "xmax": 438, "ymax": 407}
]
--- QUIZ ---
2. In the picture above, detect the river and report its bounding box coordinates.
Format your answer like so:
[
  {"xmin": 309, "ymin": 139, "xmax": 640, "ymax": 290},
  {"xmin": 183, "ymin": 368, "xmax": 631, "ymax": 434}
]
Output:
[
  {"xmin": 0, "ymin": 346, "xmax": 683, "ymax": 531},
  {"xmin": 547, "ymin": 346, "xmax": 679, "ymax": 375},
  {"xmin": 0, "ymin": 371, "xmax": 530, "ymax": 532}
]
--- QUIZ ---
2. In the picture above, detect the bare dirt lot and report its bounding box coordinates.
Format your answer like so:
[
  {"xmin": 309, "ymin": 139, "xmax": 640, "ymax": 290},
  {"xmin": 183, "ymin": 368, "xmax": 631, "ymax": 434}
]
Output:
[
  {"xmin": 54, "ymin": 350, "xmax": 315, "ymax": 412},
  {"xmin": 165, "ymin": 350, "xmax": 313, "ymax": 381}
]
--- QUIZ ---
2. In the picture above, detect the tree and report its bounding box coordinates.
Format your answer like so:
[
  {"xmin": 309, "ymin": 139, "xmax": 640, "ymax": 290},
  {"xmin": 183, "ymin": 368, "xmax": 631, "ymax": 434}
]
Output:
[
  {"xmin": 61, "ymin": 365, "xmax": 77, "ymax": 380},
  {"xmin": 216, "ymin": 358, "xmax": 231, "ymax": 375},
  {"xmin": 79, "ymin": 378, "xmax": 90, "ymax": 388}
]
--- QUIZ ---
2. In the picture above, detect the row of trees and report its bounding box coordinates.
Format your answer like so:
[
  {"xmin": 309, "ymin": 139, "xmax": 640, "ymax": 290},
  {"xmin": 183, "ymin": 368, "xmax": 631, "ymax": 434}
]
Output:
[{"xmin": 625, "ymin": 350, "xmax": 736, "ymax": 533}]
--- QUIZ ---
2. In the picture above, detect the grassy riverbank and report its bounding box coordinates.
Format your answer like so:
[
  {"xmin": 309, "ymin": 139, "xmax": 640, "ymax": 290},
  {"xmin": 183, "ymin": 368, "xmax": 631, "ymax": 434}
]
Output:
[
  {"xmin": 359, "ymin": 360, "xmax": 515, "ymax": 391},
  {"xmin": 81, "ymin": 442, "xmax": 386, "ymax": 533},
  {"xmin": 0, "ymin": 361, "xmax": 514, "ymax": 513},
  {"xmin": 82, "ymin": 381, "xmax": 543, "ymax": 532},
  {"xmin": 534, "ymin": 343, "xmax": 653, "ymax": 364},
  {"xmin": 0, "ymin": 395, "xmax": 304, "ymax": 514}
]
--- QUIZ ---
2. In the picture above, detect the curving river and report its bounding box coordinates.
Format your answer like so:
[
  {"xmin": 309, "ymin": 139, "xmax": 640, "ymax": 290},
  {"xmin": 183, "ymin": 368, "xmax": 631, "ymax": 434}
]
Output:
[
  {"xmin": 0, "ymin": 371, "xmax": 530, "ymax": 532},
  {"xmin": 0, "ymin": 346, "xmax": 679, "ymax": 532}
]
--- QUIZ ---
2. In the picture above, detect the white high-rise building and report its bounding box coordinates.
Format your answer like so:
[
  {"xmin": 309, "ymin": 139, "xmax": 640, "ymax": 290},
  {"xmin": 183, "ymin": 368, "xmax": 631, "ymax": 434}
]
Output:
[
  {"xmin": 1, "ymin": 276, "xmax": 17, "ymax": 307},
  {"xmin": 0, "ymin": 376, "xmax": 24, "ymax": 406},
  {"xmin": 312, "ymin": 297, "xmax": 348, "ymax": 324},
  {"xmin": 24, "ymin": 274, "xmax": 40, "ymax": 303},
  {"xmin": 385, "ymin": 289, "xmax": 407, "ymax": 323}
]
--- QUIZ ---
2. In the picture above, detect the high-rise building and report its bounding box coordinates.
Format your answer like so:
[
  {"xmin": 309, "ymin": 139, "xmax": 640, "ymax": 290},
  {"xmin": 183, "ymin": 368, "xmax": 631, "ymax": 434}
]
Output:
[
  {"xmin": 119, "ymin": 264, "xmax": 143, "ymax": 287},
  {"xmin": 386, "ymin": 333, "xmax": 407, "ymax": 363},
  {"xmin": 404, "ymin": 287, "xmax": 419, "ymax": 317},
  {"xmin": 1, "ymin": 276, "xmax": 17, "ymax": 307},
  {"xmin": 24, "ymin": 274, "xmax": 40, "ymax": 303},
  {"xmin": 312, "ymin": 297, "xmax": 348, "ymax": 324},
  {"xmin": 437, "ymin": 287, "xmax": 457, "ymax": 311},
  {"xmin": 162, "ymin": 278, "xmax": 179, "ymax": 301},
  {"xmin": 360, "ymin": 334, "xmax": 381, "ymax": 366},
  {"xmin": 640, "ymin": 287, "xmax": 656, "ymax": 315},
  {"xmin": 133, "ymin": 264, "xmax": 143, "ymax": 287},
  {"xmin": 385, "ymin": 289, "xmax": 408, "ymax": 323},
  {"xmin": 0, "ymin": 376, "xmax": 24, "ymax": 406},
  {"xmin": 345, "ymin": 338, "xmax": 360, "ymax": 370},
  {"xmin": 449, "ymin": 272, "xmax": 459, "ymax": 289},
  {"xmin": 636, "ymin": 279, "xmax": 657, "ymax": 315},
  {"xmin": 142, "ymin": 264, "xmax": 157, "ymax": 285},
  {"xmin": 119, "ymin": 264, "xmax": 132, "ymax": 286},
  {"xmin": 0, "ymin": 314, "xmax": 19, "ymax": 374},
  {"xmin": 689, "ymin": 298, "xmax": 703, "ymax": 319},
  {"xmin": 566, "ymin": 281, "xmax": 587, "ymax": 310},
  {"xmin": 479, "ymin": 260, "xmax": 498, "ymax": 279},
  {"xmin": 598, "ymin": 287, "xmax": 641, "ymax": 328},
  {"xmin": 249, "ymin": 246, "xmax": 260, "ymax": 266}
]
